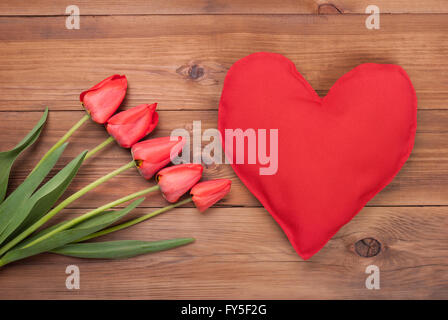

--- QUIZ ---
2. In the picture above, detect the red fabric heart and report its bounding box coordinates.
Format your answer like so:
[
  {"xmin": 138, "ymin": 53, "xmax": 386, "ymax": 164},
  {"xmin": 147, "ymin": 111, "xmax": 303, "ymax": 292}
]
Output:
[{"xmin": 218, "ymin": 52, "xmax": 417, "ymax": 260}]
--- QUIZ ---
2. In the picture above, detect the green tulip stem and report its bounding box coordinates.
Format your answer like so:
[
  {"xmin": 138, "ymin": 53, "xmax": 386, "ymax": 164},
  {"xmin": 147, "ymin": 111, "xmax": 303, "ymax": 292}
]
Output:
[
  {"xmin": 0, "ymin": 160, "xmax": 136, "ymax": 256},
  {"xmin": 30, "ymin": 114, "xmax": 90, "ymax": 175},
  {"xmin": 78, "ymin": 197, "xmax": 193, "ymax": 242},
  {"xmin": 85, "ymin": 136, "xmax": 115, "ymax": 160},
  {"xmin": 23, "ymin": 185, "xmax": 161, "ymax": 249}
]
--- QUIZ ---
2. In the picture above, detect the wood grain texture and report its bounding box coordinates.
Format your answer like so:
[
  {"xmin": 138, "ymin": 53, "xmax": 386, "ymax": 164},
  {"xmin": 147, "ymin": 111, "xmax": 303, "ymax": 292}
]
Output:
[
  {"xmin": 0, "ymin": 15, "xmax": 447, "ymax": 111},
  {"xmin": 0, "ymin": 2, "xmax": 447, "ymax": 299},
  {"xmin": 1, "ymin": 0, "xmax": 447, "ymax": 15},
  {"xmin": 0, "ymin": 206, "xmax": 446, "ymax": 299}
]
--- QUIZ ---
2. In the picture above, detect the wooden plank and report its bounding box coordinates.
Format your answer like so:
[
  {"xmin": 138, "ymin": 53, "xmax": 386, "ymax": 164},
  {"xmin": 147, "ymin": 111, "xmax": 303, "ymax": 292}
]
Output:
[
  {"xmin": 0, "ymin": 15, "xmax": 446, "ymax": 111},
  {"xmin": 1, "ymin": 110, "xmax": 447, "ymax": 208},
  {"xmin": 0, "ymin": 206, "xmax": 446, "ymax": 299},
  {"xmin": 0, "ymin": 0, "xmax": 447, "ymax": 15}
]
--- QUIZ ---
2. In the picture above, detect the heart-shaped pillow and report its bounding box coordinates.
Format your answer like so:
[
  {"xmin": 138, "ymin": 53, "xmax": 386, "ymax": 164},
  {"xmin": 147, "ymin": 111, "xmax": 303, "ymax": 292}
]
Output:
[{"xmin": 218, "ymin": 52, "xmax": 417, "ymax": 260}]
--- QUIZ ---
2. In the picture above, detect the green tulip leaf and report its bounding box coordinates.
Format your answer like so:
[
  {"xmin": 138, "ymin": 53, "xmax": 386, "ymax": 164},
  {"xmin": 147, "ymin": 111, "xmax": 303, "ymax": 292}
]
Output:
[
  {"xmin": 0, "ymin": 198, "xmax": 144, "ymax": 266},
  {"xmin": 0, "ymin": 108, "xmax": 48, "ymax": 203},
  {"xmin": 51, "ymin": 238, "xmax": 195, "ymax": 259},
  {"xmin": 18, "ymin": 211, "xmax": 113, "ymax": 248},
  {"xmin": 0, "ymin": 142, "xmax": 67, "ymax": 246},
  {"xmin": 7, "ymin": 150, "xmax": 88, "ymax": 240}
]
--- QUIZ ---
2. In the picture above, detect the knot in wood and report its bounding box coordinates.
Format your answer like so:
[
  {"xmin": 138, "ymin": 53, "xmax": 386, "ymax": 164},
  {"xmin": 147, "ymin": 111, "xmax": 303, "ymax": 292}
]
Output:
[
  {"xmin": 354, "ymin": 238, "xmax": 381, "ymax": 257},
  {"xmin": 189, "ymin": 65, "xmax": 204, "ymax": 80},
  {"xmin": 184, "ymin": 123, "xmax": 193, "ymax": 132},
  {"xmin": 317, "ymin": 3, "xmax": 343, "ymax": 14}
]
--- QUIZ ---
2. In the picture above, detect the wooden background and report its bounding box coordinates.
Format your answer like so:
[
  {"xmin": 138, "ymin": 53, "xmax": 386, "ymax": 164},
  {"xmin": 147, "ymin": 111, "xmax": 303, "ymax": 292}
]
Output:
[{"xmin": 0, "ymin": 0, "xmax": 447, "ymax": 299}]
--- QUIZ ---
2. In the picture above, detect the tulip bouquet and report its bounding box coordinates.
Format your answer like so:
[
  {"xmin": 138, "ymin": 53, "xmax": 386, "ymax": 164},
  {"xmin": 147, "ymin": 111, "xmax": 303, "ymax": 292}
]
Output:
[{"xmin": 0, "ymin": 75, "xmax": 231, "ymax": 267}]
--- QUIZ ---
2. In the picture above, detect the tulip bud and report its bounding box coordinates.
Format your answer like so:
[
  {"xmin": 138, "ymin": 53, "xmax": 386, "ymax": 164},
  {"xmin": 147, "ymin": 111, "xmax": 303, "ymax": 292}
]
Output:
[
  {"xmin": 80, "ymin": 75, "xmax": 127, "ymax": 124},
  {"xmin": 131, "ymin": 136, "xmax": 185, "ymax": 180},
  {"xmin": 156, "ymin": 164, "xmax": 203, "ymax": 203},
  {"xmin": 106, "ymin": 103, "xmax": 159, "ymax": 148},
  {"xmin": 190, "ymin": 179, "xmax": 232, "ymax": 212}
]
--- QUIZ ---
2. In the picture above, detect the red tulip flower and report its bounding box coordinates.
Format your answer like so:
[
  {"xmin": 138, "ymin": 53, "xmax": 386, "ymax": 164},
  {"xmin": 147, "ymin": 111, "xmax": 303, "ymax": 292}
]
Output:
[
  {"xmin": 80, "ymin": 75, "xmax": 127, "ymax": 124},
  {"xmin": 132, "ymin": 137, "xmax": 185, "ymax": 180},
  {"xmin": 190, "ymin": 179, "xmax": 232, "ymax": 212},
  {"xmin": 106, "ymin": 103, "xmax": 159, "ymax": 148},
  {"xmin": 156, "ymin": 164, "xmax": 203, "ymax": 203}
]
